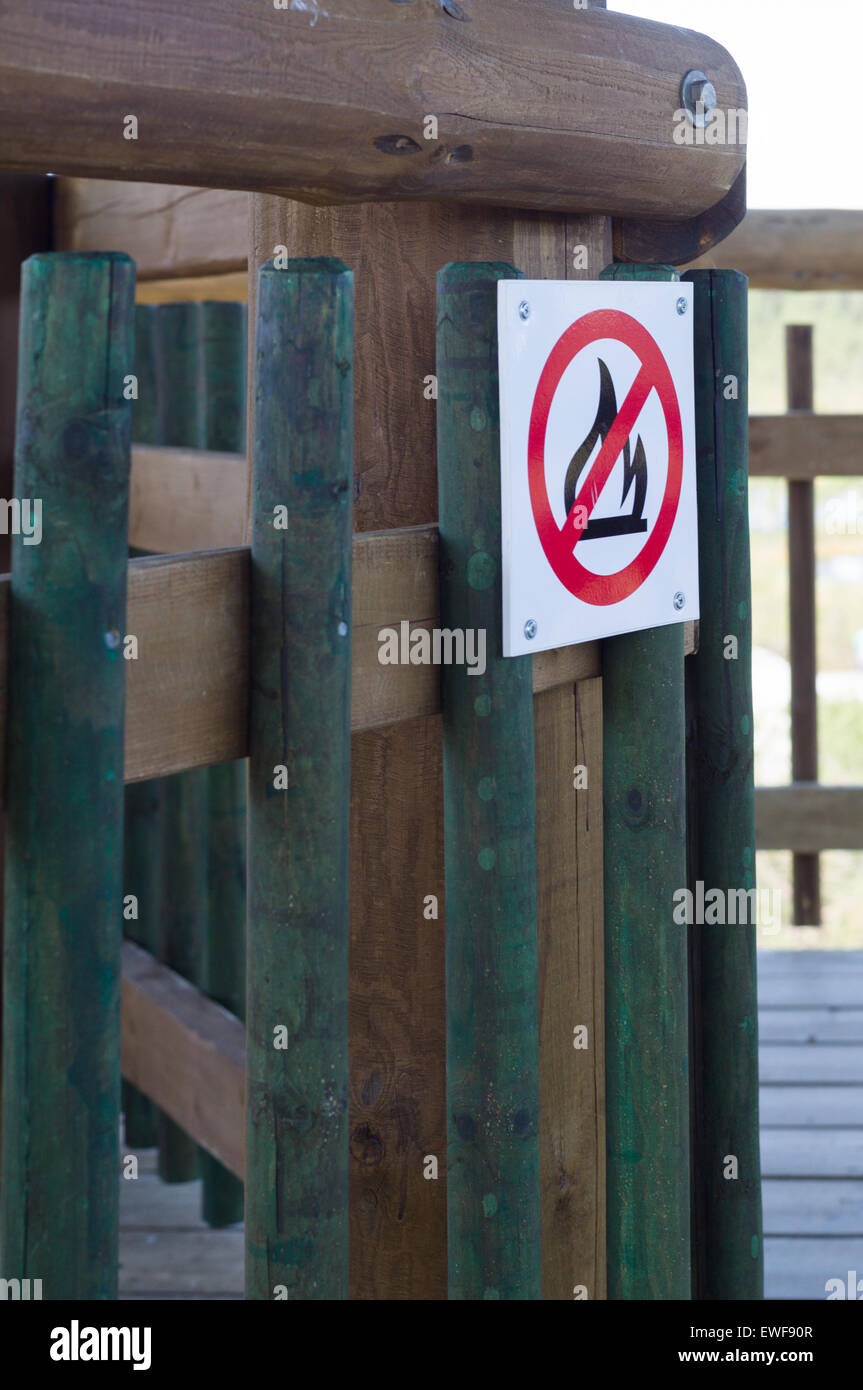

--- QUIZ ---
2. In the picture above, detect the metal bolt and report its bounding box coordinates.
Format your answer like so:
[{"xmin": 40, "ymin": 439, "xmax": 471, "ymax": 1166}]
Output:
[
  {"xmin": 524, "ymin": 618, "xmax": 538, "ymax": 640},
  {"xmin": 673, "ymin": 592, "xmax": 686, "ymax": 611},
  {"xmin": 681, "ymin": 69, "xmax": 717, "ymax": 128},
  {"xmin": 676, "ymin": 296, "xmax": 688, "ymax": 316},
  {"xmin": 518, "ymin": 300, "xmax": 530, "ymax": 321},
  {"xmin": 104, "ymin": 629, "xmax": 120, "ymax": 650}
]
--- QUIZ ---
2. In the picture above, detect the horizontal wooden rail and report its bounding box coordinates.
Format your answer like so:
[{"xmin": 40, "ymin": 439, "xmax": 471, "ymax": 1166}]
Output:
[
  {"xmin": 0, "ymin": 538, "xmax": 698, "ymax": 791},
  {"xmin": 755, "ymin": 785, "xmax": 863, "ymax": 852},
  {"xmin": 749, "ymin": 415, "xmax": 863, "ymax": 479},
  {"xmin": 686, "ymin": 210, "xmax": 863, "ymax": 291},
  {"xmin": 121, "ymin": 942, "xmax": 245, "ymax": 1178},
  {"xmin": 1, "ymin": 4, "xmax": 745, "ymax": 219}
]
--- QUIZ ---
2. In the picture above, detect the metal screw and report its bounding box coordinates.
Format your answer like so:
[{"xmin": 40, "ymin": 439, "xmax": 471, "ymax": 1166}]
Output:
[
  {"xmin": 676, "ymin": 296, "xmax": 688, "ymax": 316},
  {"xmin": 518, "ymin": 300, "xmax": 530, "ymax": 321},
  {"xmin": 681, "ymin": 69, "xmax": 717, "ymax": 128},
  {"xmin": 104, "ymin": 629, "xmax": 120, "ymax": 649},
  {"xmin": 673, "ymin": 592, "xmax": 686, "ymax": 611},
  {"xmin": 524, "ymin": 618, "xmax": 538, "ymax": 640}
]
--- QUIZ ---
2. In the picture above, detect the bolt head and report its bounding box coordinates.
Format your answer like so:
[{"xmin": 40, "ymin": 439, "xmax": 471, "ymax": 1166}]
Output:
[
  {"xmin": 681, "ymin": 69, "xmax": 717, "ymax": 127},
  {"xmin": 676, "ymin": 296, "xmax": 688, "ymax": 316},
  {"xmin": 524, "ymin": 618, "xmax": 538, "ymax": 640},
  {"xmin": 673, "ymin": 591, "xmax": 686, "ymax": 611},
  {"xmin": 518, "ymin": 300, "xmax": 530, "ymax": 321}
]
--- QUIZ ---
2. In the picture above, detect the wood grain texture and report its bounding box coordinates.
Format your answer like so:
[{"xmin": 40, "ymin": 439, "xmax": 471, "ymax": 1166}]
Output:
[
  {"xmin": 121, "ymin": 943, "xmax": 245, "ymax": 1178},
  {"xmin": 684, "ymin": 209, "xmax": 863, "ymax": 291},
  {"xmin": 684, "ymin": 268, "xmax": 763, "ymax": 1301},
  {"xmin": 749, "ymin": 414, "xmax": 863, "ymax": 479},
  {"xmin": 1, "ymin": 251, "xmax": 135, "ymax": 1300},
  {"xmin": 438, "ymin": 263, "xmax": 541, "ymax": 1301},
  {"xmin": 55, "ymin": 179, "xmax": 247, "ymax": 279},
  {"xmin": 136, "ymin": 272, "xmax": 248, "ymax": 305},
  {"xmin": 245, "ymin": 259, "xmax": 353, "ymax": 1300},
  {"xmin": 755, "ymin": 785, "xmax": 863, "ymax": 852},
  {"xmin": 0, "ymin": 4, "xmax": 745, "ymax": 219},
  {"xmin": 600, "ymin": 262, "xmax": 690, "ymax": 1302},
  {"xmin": 536, "ymin": 678, "xmax": 606, "ymax": 1301}
]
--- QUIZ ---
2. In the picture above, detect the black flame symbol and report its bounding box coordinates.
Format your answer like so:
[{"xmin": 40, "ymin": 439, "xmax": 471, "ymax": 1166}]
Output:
[{"xmin": 564, "ymin": 359, "xmax": 648, "ymax": 539}]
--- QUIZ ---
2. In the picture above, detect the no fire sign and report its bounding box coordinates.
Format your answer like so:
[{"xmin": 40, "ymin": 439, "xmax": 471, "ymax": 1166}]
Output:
[{"xmin": 498, "ymin": 280, "xmax": 699, "ymax": 656}]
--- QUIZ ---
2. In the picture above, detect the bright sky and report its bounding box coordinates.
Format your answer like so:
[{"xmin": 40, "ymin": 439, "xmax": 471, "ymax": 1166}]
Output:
[{"xmin": 614, "ymin": 1, "xmax": 863, "ymax": 209}]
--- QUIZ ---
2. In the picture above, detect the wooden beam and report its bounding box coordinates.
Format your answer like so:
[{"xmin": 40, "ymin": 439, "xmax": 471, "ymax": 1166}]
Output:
[
  {"xmin": 755, "ymin": 786, "xmax": 863, "ymax": 853},
  {"xmin": 0, "ymin": 4, "xmax": 745, "ymax": 220},
  {"xmin": 685, "ymin": 210, "xmax": 863, "ymax": 291},
  {"xmin": 130, "ymin": 446, "xmax": 246, "ymax": 551},
  {"xmin": 121, "ymin": 942, "xmax": 245, "ymax": 1179},
  {"xmin": 749, "ymin": 414, "xmax": 863, "ymax": 478},
  {"xmin": 0, "ymin": 542, "xmax": 697, "ymax": 792},
  {"xmin": 55, "ymin": 179, "xmax": 247, "ymax": 280}
]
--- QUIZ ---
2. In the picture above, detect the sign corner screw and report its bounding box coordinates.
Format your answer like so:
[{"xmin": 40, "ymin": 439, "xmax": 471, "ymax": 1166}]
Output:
[
  {"xmin": 673, "ymin": 591, "xmax": 686, "ymax": 611},
  {"xmin": 676, "ymin": 296, "xmax": 688, "ymax": 316},
  {"xmin": 524, "ymin": 618, "xmax": 538, "ymax": 640},
  {"xmin": 518, "ymin": 300, "xmax": 530, "ymax": 321}
]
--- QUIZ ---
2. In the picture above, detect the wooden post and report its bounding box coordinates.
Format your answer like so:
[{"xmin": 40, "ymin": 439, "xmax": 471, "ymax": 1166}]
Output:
[
  {"xmin": 199, "ymin": 299, "xmax": 247, "ymax": 1228},
  {"xmin": 599, "ymin": 262, "xmax": 690, "ymax": 1300},
  {"xmin": 437, "ymin": 262, "xmax": 541, "ymax": 1301},
  {"xmin": 683, "ymin": 268, "xmax": 763, "ymax": 1299},
  {"xmin": 786, "ymin": 325, "xmax": 820, "ymax": 926},
  {"xmin": 122, "ymin": 302, "xmax": 161, "ymax": 1151},
  {"xmin": 155, "ymin": 301, "xmax": 207, "ymax": 1183},
  {"xmin": 1, "ymin": 251, "xmax": 135, "ymax": 1299},
  {"xmin": 245, "ymin": 258, "xmax": 353, "ymax": 1300}
]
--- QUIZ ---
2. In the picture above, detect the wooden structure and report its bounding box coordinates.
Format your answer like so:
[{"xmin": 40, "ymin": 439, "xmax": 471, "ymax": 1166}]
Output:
[{"xmin": 0, "ymin": 0, "xmax": 770, "ymax": 1301}]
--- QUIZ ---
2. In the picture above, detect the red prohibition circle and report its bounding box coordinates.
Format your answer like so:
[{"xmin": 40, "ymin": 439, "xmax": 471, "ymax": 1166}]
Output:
[{"xmin": 528, "ymin": 309, "xmax": 684, "ymax": 606}]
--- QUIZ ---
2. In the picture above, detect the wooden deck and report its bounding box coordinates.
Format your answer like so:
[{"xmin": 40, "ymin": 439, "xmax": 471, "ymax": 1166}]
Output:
[
  {"xmin": 118, "ymin": 949, "xmax": 863, "ymax": 1299},
  {"xmin": 760, "ymin": 949, "xmax": 863, "ymax": 1301}
]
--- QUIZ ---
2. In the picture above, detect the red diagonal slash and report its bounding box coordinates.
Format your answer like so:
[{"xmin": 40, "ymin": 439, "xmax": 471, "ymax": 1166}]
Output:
[{"xmin": 564, "ymin": 363, "xmax": 653, "ymax": 537}]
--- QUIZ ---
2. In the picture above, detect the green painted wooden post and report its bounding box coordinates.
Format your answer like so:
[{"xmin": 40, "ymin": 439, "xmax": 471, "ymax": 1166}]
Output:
[
  {"xmin": 1, "ymin": 251, "xmax": 135, "ymax": 1299},
  {"xmin": 437, "ymin": 262, "xmax": 541, "ymax": 1302},
  {"xmin": 199, "ymin": 300, "xmax": 247, "ymax": 1228},
  {"xmin": 246, "ymin": 259, "xmax": 353, "ymax": 1300},
  {"xmin": 600, "ymin": 261, "xmax": 691, "ymax": 1300},
  {"xmin": 683, "ymin": 268, "xmax": 763, "ymax": 1300},
  {"xmin": 122, "ymin": 302, "xmax": 162, "ymax": 1151},
  {"xmin": 155, "ymin": 301, "xmax": 207, "ymax": 1183}
]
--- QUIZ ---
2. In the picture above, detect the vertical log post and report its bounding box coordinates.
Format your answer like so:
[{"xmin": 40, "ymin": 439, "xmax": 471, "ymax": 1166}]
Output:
[
  {"xmin": 1, "ymin": 251, "xmax": 135, "ymax": 1299},
  {"xmin": 155, "ymin": 301, "xmax": 208, "ymax": 1183},
  {"xmin": 246, "ymin": 258, "xmax": 353, "ymax": 1300},
  {"xmin": 122, "ymin": 302, "xmax": 162, "ymax": 1152},
  {"xmin": 600, "ymin": 262, "xmax": 690, "ymax": 1300},
  {"xmin": 684, "ymin": 267, "xmax": 763, "ymax": 1299},
  {"xmin": 199, "ymin": 299, "xmax": 247, "ymax": 1228},
  {"xmin": 786, "ymin": 325, "xmax": 820, "ymax": 926},
  {"xmin": 437, "ymin": 262, "xmax": 541, "ymax": 1301}
]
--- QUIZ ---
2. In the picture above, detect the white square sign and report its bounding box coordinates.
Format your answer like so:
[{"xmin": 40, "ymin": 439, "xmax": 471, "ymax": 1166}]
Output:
[{"xmin": 498, "ymin": 279, "xmax": 699, "ymax": 656}]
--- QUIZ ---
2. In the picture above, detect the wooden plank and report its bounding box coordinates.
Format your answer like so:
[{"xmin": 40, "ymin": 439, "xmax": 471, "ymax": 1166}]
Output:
[
  {"xmin": 759, "ymin": 1011, "xmax": 863, "ymax": 1044},
  {"xmin": 136, "ymin": 273, "xmax": 248, "ymax": 305},
  {"xmin": 119, "ymin": 1230, "xmax": 244, "ymax": 1295},
  {"xmin": 0, "ymin": 4, "xmax": 745, "ymax": 220},
  {"xmin": 765, "ymin": 1237, "xmax": 863, "ymax": 1300},
  {"xmin": 786, "ymin": 326, "xmax": 820, "ymax": 926},
  {"xmin": 537, "ymin": 677, "xmax": 606, "ymax": 1300},
  {"xmin": 685, "ymin": 210, "xmax": 863, "ymax": 292},
  {"xmin": 1, "ymin": 251, "xmax": 135, "ymax": 1300},
  {"xmin": 245, "ymin": 259, "xmax": 353, "ymax": 1301},
  {"xmin": 55, "ymin": 178, "xmax": 247, "ymax": 279},
  {"xmin": 763, "ymin": 1179, "xmax": 863, "ymax": 1235},
  {"xmin": 759, "ymin": 975, "xmax": 863, "ymax": 1009},
  {"xmin": 749, "ymin": 414, "xmax": 863, "ymax": 479},
  {"xmin": 755, "ymin": 786, "xmax": 863, "ymax": 852},
  {"xmin": 684, "ymin": 267, "xmax": 762, "ymax": 1300},
  {"xmin": 761, "ymin": 1129, "xmax": 863, "ymax": 1177},
  {"xmin": 759, "ymin": 1085, "xmax": 863, "ymax": 1128},
  {"xmin": 600, "ymin": 263, "xmax": 690, "ymax": 1302},
  {"xmin": 759, "ymin": 950, "xmax": 863, "ymax": 973},
  {"xmin": 760, "ymin": 1046, "xmax": 863, "ymax": 1085},
  {"xmin": 438, "ymin": 262, "xmax": 541, "ymax": 1301},
  {"xmin": 121, "ymin": 942, "xmax": 245, "ymax": 1176},
  {"xmin": 130, "ymin": 446, "xmax": 246, "ymax": 551}
]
